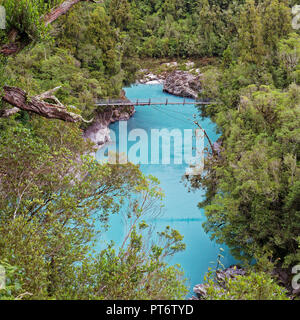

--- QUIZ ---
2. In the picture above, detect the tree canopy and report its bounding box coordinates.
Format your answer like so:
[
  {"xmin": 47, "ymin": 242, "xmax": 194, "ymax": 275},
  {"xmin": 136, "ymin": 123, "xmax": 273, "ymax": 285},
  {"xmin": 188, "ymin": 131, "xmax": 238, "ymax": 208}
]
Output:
[{"xmin": 0, "ymin": 0, "xmax": 299, "ymax": 300}]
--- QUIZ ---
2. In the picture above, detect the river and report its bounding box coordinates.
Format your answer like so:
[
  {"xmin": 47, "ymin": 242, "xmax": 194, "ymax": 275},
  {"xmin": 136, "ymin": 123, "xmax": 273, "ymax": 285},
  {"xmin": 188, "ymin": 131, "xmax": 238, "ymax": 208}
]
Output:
[{"xmin": 96, "ymin": 84, "xmax": 237, "ymax": 296}]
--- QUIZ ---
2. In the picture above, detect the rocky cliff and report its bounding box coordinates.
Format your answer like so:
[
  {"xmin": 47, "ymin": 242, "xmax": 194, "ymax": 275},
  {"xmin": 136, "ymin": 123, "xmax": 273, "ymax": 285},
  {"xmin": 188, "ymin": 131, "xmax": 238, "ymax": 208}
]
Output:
[{"xmin": 83, "ymin": 90, "xmax": 135, "ymax": 151}]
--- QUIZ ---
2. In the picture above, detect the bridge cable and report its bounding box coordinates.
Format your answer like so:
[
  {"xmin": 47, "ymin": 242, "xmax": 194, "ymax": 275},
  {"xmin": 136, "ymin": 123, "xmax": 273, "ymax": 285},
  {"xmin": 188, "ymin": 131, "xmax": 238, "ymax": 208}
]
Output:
[{"xmin": 151, "ymin": 105, "xmax": 195, "ymax": 126}]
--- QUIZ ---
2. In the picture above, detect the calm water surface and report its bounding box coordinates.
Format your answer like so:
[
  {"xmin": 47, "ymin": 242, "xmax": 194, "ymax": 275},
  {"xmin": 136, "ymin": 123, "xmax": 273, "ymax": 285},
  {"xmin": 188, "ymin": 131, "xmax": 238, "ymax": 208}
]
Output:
[{"xmin": 96, "ymin": 84, "xmax": 237, "ymax": 295}]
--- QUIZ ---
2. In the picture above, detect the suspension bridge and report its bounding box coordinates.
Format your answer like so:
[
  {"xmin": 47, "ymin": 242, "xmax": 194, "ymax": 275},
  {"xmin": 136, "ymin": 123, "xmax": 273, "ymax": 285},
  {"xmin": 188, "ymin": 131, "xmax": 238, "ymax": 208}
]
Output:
[{"xmin": 95, "ymin": 98, "xmax": 215, "ymax": 107}]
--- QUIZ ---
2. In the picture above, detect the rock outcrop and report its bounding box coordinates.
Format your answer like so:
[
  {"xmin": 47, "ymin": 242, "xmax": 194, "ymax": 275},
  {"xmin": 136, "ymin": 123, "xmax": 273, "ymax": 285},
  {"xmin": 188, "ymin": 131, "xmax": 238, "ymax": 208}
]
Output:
[
  {"xmin": 84, "ymin": 91, "xmax": 135, "ymax": 151},
  {"xmin": 137, "ymin": 71, "xmax": 165, "ymax": 85},
  {"xmin": 192, "ymin": 266, "xmax": 246, "ymax": 300},
  {"xmin": 163, "ymin": 70, "xmax": 202, "ymax": 99}
]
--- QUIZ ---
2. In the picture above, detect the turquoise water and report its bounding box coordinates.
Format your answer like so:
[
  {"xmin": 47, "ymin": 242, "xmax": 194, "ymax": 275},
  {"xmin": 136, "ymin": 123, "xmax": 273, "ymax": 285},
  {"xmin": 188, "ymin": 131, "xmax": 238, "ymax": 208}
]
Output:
[{"xmin": 96, "ymin": 84, "xmax": 236, "ymax": 295}]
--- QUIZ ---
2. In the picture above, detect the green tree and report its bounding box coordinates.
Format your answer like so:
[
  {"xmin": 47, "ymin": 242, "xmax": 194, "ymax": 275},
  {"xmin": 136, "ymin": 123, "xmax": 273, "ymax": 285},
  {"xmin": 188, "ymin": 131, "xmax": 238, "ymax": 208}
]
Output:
[
  {"xmin": 278, "ymin": 33, "xmax": 300, "ymax": 84},
  {"xmin": 261, "ymin": 0, "xmax": 292, "ymax": 53},
  {"xmin": 107, "ymin": 0, "xmax": 132, "ymax": 30},
  {"xmin": 0, "ymin": 118, "xmax": 188, "ymax": 299},
  {"xmin": 202, "ymin": 269, "xmax": 289, "ymax": 300},
  {"xmin": 0, "ymin": 0, "xmax": 61, "ymax": 40},
  {"xmin": 191, "ymin": 82, "xmax": 300, "ymax": 267},
  {"xmin": 238, "ymin": 0, "xmax": 266, "ymax": 64}
]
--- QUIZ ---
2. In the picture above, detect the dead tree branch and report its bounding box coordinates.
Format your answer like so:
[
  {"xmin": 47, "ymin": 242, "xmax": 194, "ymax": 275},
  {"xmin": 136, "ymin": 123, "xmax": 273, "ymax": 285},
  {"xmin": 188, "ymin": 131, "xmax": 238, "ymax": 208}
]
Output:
[{"xmin": 1, "ymin": 86, "xmax": 92, "ymax": 123}]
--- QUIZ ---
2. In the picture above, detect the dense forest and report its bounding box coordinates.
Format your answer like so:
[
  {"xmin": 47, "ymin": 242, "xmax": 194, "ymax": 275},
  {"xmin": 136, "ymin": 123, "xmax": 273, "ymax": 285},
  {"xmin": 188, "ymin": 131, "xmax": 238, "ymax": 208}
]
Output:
[{"xmin": 0, "ymin": 0, "xmax": 299, "ymax": 300}]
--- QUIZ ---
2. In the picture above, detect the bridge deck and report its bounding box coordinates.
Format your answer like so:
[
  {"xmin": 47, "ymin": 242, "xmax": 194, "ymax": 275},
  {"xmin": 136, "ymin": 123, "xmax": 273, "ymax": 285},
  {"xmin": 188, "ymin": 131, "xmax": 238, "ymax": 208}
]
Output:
[{"xmin": 95, "ymin": 99, "xmax": 215, "ymax": 107}]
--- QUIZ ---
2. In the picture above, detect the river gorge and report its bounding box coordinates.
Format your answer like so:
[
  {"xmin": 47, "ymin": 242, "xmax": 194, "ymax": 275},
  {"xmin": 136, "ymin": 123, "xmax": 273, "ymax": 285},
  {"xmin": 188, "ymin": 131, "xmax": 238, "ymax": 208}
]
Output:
[{"xmin": 95, "ymin": 84, "xmax": 237, "ymax": 296}]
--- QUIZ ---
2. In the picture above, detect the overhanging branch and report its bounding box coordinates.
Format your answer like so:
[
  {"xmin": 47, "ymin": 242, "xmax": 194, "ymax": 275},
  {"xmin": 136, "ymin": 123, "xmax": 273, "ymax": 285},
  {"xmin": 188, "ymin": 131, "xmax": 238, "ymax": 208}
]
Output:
[{"xmin": 2, "ymin": 86, "xmax": 92, "ymax": 123}]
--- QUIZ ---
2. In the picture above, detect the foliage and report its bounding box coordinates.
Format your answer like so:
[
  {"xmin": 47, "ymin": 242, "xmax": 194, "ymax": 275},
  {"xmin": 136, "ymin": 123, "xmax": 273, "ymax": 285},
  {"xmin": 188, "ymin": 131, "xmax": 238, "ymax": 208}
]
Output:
[
  {"xmin": 0, "ymin": 260, "xmax": 27, "ymax": 300},
  {"xmin": 1, "ymin": 0, "xmax": 300, "ymax": 300},
  {"xmin": 59, "ymin": 227, "xmax": 187, "ymax": 300},
  {"xmin": 4, "ymin": 44, "xmax": 105, "ymax": 119},
  {"xmin": 0, "ymin": 0, "xmax": 62, "ymax": 41},
  {"xmin": 188, "ymin": 2, "xmax": 300, "ymax": 269},
  {"xmin": 0, "ymin": 118, "xmax": 187, "ymax": 299},
  {"xmin": 202, "ymin": 268, "xmax": 289, "ymax": 300},
  {"xmin": 194, "ymin": 82, "xmax": 300, "ymax": 266},
  {"xmin": 278, "ymin": 33, "xmax": 300, "ymax": 85}
]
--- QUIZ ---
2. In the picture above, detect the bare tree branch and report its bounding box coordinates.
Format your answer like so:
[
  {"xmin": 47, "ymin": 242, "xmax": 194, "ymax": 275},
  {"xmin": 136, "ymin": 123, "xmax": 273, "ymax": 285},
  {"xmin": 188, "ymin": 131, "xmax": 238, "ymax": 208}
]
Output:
[
  {"xmin": 2, "ymin": 86, "xmax": 92, "ymax": 123},
  {"xmin": 0, "ymin": 107, "xmax": 20, "ymax": 118}
]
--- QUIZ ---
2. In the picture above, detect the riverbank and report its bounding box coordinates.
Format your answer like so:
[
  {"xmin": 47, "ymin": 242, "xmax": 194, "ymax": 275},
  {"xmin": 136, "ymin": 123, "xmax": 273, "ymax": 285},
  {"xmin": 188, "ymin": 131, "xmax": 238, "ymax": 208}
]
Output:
[
  {"xmin": 84, "ymin": 60, "xmax": 204, "ymax": 152},
  {"xmin": 83, "ymin": 90, "xmax": 135, "ymax": 154}
]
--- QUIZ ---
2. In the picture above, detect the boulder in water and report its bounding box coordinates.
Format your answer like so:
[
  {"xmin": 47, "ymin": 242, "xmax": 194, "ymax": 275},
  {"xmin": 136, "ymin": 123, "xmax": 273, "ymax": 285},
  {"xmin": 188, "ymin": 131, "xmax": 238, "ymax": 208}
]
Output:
[{"xmin": 163, "ymin": 70, "xmax": 202, "ymax": 99}]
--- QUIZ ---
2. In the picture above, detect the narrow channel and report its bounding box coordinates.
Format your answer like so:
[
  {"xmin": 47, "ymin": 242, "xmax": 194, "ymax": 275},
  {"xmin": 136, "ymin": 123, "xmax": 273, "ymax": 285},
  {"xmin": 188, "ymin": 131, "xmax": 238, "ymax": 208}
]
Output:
[{"xmin": 96, "ymin": 84, "xmax": 237, "ymax": 295}]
